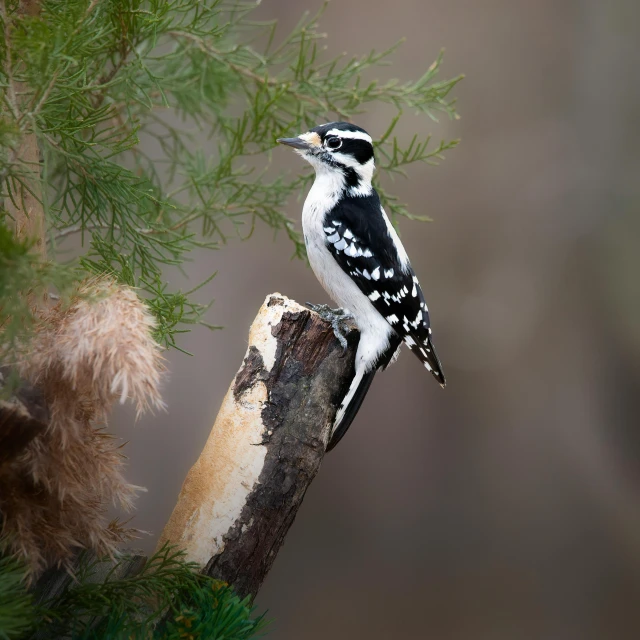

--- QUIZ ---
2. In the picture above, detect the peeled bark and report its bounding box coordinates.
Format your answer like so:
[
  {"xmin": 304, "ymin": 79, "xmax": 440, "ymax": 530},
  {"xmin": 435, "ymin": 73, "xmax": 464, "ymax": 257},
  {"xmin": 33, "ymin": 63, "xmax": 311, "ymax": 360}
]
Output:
[
  {"xmin": 30, "ymin": 293, "xmax": 359, "ymax": 607},
  {"xmin": 157, "ymin": 293, "xmax": 358, "ymax": 598}
]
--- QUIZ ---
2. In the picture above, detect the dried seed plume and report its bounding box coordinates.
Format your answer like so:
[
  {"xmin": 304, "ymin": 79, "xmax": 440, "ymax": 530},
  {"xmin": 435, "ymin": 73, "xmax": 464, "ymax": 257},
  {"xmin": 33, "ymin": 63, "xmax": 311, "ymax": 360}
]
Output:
[{"xmin": 1, "ymin": 278, "xmax": 166, "ymax": 575}]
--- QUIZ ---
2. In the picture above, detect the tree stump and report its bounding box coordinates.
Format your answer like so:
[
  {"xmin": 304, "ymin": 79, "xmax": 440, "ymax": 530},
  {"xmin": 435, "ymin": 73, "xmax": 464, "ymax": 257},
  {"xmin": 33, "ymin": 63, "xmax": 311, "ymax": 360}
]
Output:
[
  {"xmin": 28, "ymin": 293, "xmax": 360, "ymax": 607},
  {"xmin": 157, "ymin": 293, "xmax": 358, "ymax": 598}
]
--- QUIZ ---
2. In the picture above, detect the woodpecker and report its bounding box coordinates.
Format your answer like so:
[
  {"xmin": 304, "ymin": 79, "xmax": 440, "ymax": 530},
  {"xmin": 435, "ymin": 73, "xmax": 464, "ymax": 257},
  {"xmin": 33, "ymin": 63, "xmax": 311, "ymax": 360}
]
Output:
[{"xmin": 277, "ymin": 122, "xmax": 445, "ymax": 451}]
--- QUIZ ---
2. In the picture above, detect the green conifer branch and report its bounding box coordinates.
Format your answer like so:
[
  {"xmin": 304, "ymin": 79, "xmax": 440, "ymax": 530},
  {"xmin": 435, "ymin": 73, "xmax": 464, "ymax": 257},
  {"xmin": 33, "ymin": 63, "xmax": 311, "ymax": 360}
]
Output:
[
  {"xmin": 1, "ymin": 0, "xmax": 462, "ymax": 353},
  {"xmin": 0, "ymin": 2, "xmax": 462, "ymax": 631},
  {"xmin": 0, "ymin": 542, "xmax": 266, "ymax": 639},
  {"xmin": 0, "ymin": 553, "xmax": 34, "ymax": 640}
]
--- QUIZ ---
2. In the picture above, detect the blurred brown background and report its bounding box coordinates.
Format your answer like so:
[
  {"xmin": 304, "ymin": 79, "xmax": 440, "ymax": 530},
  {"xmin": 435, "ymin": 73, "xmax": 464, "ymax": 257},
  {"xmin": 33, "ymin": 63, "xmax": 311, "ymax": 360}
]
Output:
[{"xmin": 110, "ymin": 1, "xmax": 640, "ymax": 638}]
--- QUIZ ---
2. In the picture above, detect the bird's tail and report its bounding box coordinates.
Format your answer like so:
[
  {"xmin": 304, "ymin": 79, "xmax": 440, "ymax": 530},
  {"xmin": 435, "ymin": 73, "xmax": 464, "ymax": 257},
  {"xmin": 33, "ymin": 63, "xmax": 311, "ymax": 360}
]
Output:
[
  {"xmin": 404, "ymin": 334, "xmax": 446, "ymax": 387},
  {"xmin": 327, "ymin": 364, "xmax": 377, "ymax": 452},
  {"xmin": 328, "ymin": 335, "xmax": 402, "ymax": 452}
]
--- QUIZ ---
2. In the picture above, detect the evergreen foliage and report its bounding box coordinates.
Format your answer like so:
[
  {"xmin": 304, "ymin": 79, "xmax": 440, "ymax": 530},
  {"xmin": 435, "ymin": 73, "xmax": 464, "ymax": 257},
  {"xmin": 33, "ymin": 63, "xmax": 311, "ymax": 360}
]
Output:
[
  {"xmin": 1, "ymin": 0, "xmax": 461, "ymax": 358},
  {"xmin": 0, "ymin": 544, "xmax": 266, "ymax": 639},
  {"xmin": 1, "ymin": 0, "xmax": 461, "ymax": 636},
  {"xmin": 0, "ymin": 554, "xmax": 34, "ymax": 640}
]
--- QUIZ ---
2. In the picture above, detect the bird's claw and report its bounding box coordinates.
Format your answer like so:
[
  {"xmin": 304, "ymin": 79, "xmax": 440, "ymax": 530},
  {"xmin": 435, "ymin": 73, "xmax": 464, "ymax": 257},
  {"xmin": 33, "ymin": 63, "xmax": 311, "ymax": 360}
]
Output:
[{"xmin": 305, "ymin": 303, "xmax": 353, "ymax": 352}]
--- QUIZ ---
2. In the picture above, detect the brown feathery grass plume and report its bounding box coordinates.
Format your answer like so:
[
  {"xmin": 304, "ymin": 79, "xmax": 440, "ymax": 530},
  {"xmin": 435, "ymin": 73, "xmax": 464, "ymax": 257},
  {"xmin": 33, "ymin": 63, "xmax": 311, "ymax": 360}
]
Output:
[{"xmin": 0, "ymin": 277, "xmax": 165, "ymax": 576}]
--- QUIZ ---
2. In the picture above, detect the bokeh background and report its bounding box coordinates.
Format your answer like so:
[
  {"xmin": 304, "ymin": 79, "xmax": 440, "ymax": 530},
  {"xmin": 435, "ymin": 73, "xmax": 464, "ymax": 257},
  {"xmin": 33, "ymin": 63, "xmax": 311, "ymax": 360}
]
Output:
[{"xmin": 110, "ymin": 1, "xmax": 640, "ymax": 638}]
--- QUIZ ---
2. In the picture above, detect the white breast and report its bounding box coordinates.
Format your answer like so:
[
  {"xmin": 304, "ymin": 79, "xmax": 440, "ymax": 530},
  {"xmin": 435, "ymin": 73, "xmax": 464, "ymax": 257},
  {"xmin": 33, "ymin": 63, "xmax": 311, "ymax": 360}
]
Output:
[{"xmin": 301, "ymin": 170, "xmax": 394, "ymax": 368}]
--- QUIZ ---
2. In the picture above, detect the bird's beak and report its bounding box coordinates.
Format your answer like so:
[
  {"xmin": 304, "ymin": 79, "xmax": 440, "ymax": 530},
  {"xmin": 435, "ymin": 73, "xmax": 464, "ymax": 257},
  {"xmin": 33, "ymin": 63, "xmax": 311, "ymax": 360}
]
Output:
[{"xmin": 276, "ymin": 137, "xmax": 311, "ymax": 150}]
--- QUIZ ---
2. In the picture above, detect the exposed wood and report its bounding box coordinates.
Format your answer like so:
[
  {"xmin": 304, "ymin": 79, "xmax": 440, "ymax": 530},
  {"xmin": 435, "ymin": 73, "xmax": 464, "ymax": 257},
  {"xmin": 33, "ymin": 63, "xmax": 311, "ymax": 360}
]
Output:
[
  {"xmin": 27, "ymin": 293, "xmax": 361, "ymax": 609},
  {"xmin": 157, "ymin": 294, "xmax": 359, "ymax": 599}
]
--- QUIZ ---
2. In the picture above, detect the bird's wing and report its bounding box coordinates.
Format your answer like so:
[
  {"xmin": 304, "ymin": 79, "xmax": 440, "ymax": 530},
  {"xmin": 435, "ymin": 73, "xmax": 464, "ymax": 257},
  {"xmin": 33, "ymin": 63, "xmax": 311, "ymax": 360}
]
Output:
[{"xmin": 323, "ymin": 192, "xmax": 445, "ymax": 386}]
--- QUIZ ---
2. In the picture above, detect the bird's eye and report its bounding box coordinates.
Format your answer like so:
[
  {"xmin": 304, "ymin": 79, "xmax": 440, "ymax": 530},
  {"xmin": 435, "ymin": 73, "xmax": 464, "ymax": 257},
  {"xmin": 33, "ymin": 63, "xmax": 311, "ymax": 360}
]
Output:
[{"xmin": 325, "ymin": 137, "xmax": 342, "ymax": 150}]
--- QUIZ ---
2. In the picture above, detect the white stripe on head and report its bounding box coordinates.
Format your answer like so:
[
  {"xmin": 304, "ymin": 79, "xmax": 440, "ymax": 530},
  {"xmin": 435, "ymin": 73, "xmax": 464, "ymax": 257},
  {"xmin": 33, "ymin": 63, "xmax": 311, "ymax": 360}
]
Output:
[
  {"xmin": 326, "ymin": 128, "xmax": 373, "ymax": 144},
  {"xmin": 331, "ymin": 152, "xmax": 375, "ymax": 175}
]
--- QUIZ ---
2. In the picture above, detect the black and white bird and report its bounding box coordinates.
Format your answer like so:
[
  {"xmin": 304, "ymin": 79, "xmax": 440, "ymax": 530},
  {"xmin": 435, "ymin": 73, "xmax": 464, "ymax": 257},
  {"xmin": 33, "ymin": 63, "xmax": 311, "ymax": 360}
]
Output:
[{"xmin": 278, "ymin": 122, "xmax": 445, "ymax": 451}]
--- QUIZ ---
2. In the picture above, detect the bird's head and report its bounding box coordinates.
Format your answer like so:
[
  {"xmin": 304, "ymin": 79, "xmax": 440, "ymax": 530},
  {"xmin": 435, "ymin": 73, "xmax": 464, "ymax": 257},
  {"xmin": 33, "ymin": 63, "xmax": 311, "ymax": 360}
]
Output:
[{"xmin": 277, "ymin": 122, "xmax": 375, "ymax": 194}]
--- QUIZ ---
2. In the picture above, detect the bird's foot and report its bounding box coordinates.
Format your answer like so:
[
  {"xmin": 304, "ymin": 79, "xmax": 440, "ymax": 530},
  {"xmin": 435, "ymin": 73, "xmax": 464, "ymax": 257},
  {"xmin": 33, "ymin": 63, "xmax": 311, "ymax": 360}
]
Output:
[{"xmin": 305, "ymin": 303, "xmax": 354, "ymax": 351}]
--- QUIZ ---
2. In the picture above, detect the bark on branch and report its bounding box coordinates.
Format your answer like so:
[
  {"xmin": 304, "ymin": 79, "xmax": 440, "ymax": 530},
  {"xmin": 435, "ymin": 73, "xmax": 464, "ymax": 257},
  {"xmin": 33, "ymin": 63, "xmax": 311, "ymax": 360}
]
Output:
[
  {"xmin": 30, "ymin": 293, "xmax": 359, "ymax": 608},
  {"xmin": 157, "ymin": 293, "xmax": 358, "ymax": 598}
]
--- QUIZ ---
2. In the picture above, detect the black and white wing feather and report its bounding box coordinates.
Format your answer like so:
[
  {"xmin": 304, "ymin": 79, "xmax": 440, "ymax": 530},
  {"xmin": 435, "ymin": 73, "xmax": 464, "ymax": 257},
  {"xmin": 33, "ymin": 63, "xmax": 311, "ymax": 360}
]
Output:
[{"xmin": 323, "ymin": 191, "xmax": 445, "ymax": 385}]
